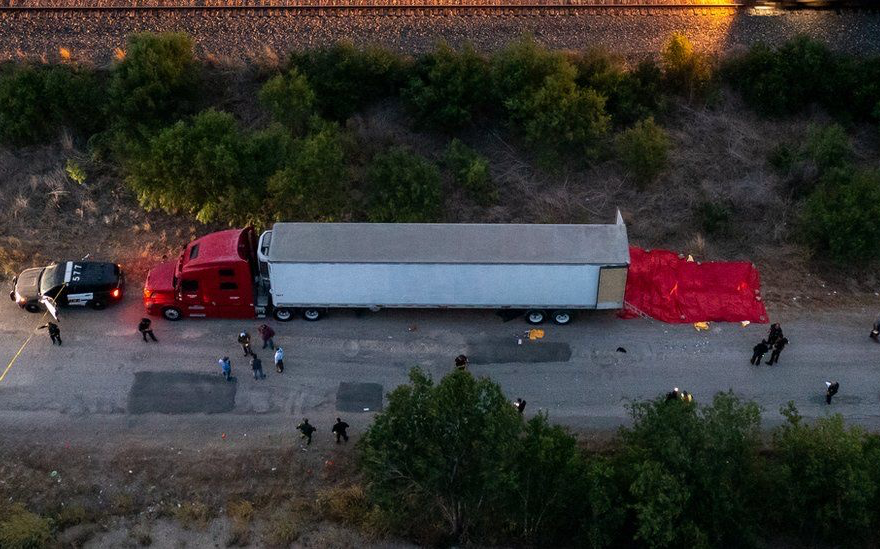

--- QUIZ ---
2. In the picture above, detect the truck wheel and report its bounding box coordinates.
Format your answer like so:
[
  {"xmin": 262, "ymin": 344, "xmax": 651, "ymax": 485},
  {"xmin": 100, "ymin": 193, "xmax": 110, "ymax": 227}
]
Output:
[
  {"xmin": 90, "ymin": 299, "xmax": 106, "ymax": 310},
  {"xmin": 526, "ymin": 310, "xmax": 546, "ymax": 325},
  {"xmin": 24, "ymin": 303, "xmax": 41, "ymax": 313},
  {"xmin": 302, "ymin": 308, "xmax": 322, "ymax": 321},
  {"xmin": 273, "ymin": 307, "xmax": 294, "ymax": 322},
  {"xmin": 162, "ymin": 307, "xmax": 182, "ymax": 321},
  {"xmin": 552, "ymin": 310, "xmax": 572, "ymax": 325}
]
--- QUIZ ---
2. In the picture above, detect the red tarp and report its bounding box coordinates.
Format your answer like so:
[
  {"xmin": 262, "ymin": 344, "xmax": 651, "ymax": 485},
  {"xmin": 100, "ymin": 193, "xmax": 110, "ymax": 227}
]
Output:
[{"xmin": 621, "ymin": 246, "xmax": 768, "ymax": 324}]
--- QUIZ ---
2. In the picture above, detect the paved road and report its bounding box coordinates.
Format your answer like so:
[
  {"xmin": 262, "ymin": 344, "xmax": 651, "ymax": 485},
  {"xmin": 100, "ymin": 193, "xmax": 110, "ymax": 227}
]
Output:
[{"xmin": 0, "ymin": 294, "xmax": 878, "ymax": 448}]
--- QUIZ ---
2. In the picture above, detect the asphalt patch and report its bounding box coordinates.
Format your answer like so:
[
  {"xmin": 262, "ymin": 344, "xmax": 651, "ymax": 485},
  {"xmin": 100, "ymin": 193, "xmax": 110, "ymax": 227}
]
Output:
[
  {"xmin": 467, "ymin": 340, "xmax": 572, "ymax": 364},
  {"xmin": 336, "ymin": 382, "xmax": 383, "ymax": 413},
  {"xmin": 128, "ymin": 372, "xmax": 237, "ymax": 414}
]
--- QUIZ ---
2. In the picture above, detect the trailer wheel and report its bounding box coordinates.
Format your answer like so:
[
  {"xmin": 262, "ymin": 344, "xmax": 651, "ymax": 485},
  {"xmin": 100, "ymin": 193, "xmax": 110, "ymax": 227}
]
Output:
[
  {"xmin": 162, "ymin": 307, "xmax": 182, "ymax": 321},
  {"xmin": 302, "ymin": 308, "xmax": 322, "ymax": 321},
  {"xmin": 273, "ymin": 307, "xmax": 294, "ymax": 322},
  {"xmin": 552, "ymin": 310, "xmax": 572, "ymax": 325},
  {"xmin": 526, "ymin": 310, "xmax": 546, "ymax": 324},
  {"xmin": 24, "ymin": 303, "xmax": 41, "ymax": 313}
]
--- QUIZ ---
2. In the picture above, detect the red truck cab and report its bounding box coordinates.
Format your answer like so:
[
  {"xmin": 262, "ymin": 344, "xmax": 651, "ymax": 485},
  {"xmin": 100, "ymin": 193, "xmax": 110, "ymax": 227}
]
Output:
[{"xmin": 144, "ymin": 228, "xmax": 259, "ymax": 320}]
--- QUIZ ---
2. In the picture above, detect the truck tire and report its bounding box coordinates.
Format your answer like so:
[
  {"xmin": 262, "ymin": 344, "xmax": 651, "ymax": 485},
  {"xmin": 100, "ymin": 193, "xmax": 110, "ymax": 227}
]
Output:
[
  {"xmin": 24, "ymin": 303, "xmax": 41, "ymax": 313},
  {"xmin": 552, "ymin": 310, "xmax": 572, "ymax": 325},
  {"xmin": 526, "ymin": 310, "xmax": 546, "ymax": 325},
  {"xmin": 273, "ymin": 307, "xmax": 294, "ymax": 322},
  {"xmin": 302, "ymin": 308, "xmax": 322, "ymax": 321},
  {"xmin": 90, "ymin": 299, "xmax": 106, "ymax": 310},
  {"xmin": 162, "ymin": 307, "xmax": 182, "ymax": 321}
]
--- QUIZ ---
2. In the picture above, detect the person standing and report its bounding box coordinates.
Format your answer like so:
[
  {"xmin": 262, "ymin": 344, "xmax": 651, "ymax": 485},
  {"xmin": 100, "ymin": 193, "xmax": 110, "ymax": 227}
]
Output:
[
  {"xmin": 251, "ymin": 355, "xmax": 265, "ymax": 380},
  {"xmin": 218, "ymin": 356, "xmax": 232, "ymax": 381},
  {"xmin": 767, "ymin": 323, "xmax": 783, "ymax": 346},
  {"xmin": 274, "ymin": 347, "xmax": 284, "ymax": 373},
  {"xmin": 297, "ymin": 418, "xmax": 316, "ymax": 446},
  {"xmin": 258, "ymin": 324, "xmax": 276, "ymax": 350},
  {"xmin": 750, "ymin": 340, "xmax": 770, "ymax": 365},
  {"xmin": 513, "ymin": 398, "xmax": 527, "ymax": 414},
  {"xmin": 454, "ymin": 355, "xmax": 469, "ymax": 371},
  {"xmin": 332, "ymin": 418, "xmax": 350, "ymax": 444},
  {"xmin": 238, "ymin": 331, "xmax": 252, "ymax": 356},
  {"xmin": 871, "ymin": 313, "xmax": 880, "ymax": 341},
  {"xmin": 38, "ymin": 322, "xmax": 62, "ymax": 345},
  {"xmin": 825, "ymin": 381, "xmax": 840, "ymax": 405},
  {"xmin": 138, "ymin": 318, "xmax": 157, "ymax": 342},
  {"xmin": 766, "ymin": 337, "xmax": 788, "ymax": 365},
  {"xmin": 665, "ymin": 387, "xmax": 680, "ymax": 402}
]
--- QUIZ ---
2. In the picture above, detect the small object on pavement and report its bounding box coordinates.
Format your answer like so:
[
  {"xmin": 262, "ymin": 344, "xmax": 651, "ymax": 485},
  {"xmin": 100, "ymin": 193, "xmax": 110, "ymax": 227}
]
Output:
[
  {"xmin": 616, "ymin": 347, "xmax": 627, "ymax": 353},
  {"xmin": 693, "ymin": 321, "xmax": 709, "ymax": 331},
  {"xmin": 528, "ymin": 329, "xmax": 545, "ymax": 340},
  {"xmin": 741, "ymin": 321, "xmax": 751, "ymax": 327}
]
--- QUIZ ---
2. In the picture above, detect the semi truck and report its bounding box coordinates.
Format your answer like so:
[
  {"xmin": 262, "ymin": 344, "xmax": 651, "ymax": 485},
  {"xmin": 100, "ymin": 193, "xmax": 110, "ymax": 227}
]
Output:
[{"xmin": 143, "ymin": 216, "xmax": 630, "ymax": 325}]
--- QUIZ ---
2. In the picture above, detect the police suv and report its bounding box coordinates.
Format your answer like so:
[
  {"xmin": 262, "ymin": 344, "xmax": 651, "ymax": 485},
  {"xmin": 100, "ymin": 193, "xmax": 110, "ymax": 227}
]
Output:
[{"xmin": 9, "ymin": 261, "xmax": 124, "ymax": 313}]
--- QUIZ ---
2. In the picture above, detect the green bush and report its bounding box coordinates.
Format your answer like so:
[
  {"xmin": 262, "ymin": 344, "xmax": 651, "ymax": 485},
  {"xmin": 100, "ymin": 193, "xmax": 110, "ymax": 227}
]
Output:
[
  {"xmin": 365, "ymin": 147, "xmax": 442, "ymax": 222},
  {"xmin": 107, "ymin": 32, "xmax": 201, "ymax": 136},
  {"xmin": 126, "ymin": 109, "xmax": 290, "ymax": 225},
  {"xmin": 444, "ymin": 139, "xmax": 496, "ymax": 205},
  {"xmin": 0, "ymin": 64, "xmax": 103, "ymax": 145},
  {"xmin": 694, "ymin": 200, "xmax": 732, "ymax": 236},
  {"xmin": 615, "ymin": 117, "xmax": 670, "ymax": 186},
  {"xmin": 65, "ymin": 159, "xmax": 87, "ymax": 185},
  {"xmin": 805, "ymin": 123, "xmax": 850, "ymax": 175},
  {"xmin": 490, "ymin": 36, "xmax": 570, "ymax": 108},
  {"xmin": 267, "ymin": 122, "xmax": 351, "ymax": 221},
  {"xmin": 661, "ymin": 32, "xmax": 713, "ymax": 100},
  {"xmin": 767, "ymin": 143, "xmax": 797, "ymax": 176},
  {"xmin": 769, "ymin": 404, "xmax": 878, "ymax": 543},
  {"xmin": 258, "ymin": 67, "xmax": 316, "ymax": 133},
  {"xmin": 572, "ymin": 51, "xmax": 666, "ymax": 126},
  {"xmin": 289, "ymin": 42, "xmax": 408, "ymax": 121},
  {"xmin": 403, "ymin": 42, "xmax": 490, "ymax": 131},
  {"xmin": 801, "ymin": 167, "xmax": 880, "ymax": 263},
  {"xmin": 0, "ymin": 503, "xmax": 53, "ymax": 549}
]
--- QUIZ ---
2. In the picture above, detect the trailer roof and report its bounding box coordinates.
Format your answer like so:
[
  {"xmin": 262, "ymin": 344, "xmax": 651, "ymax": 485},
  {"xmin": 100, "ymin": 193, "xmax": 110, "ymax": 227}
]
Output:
[{"xmin": 267, "ymin": 216, "xmax": 629, "ymax": 265}]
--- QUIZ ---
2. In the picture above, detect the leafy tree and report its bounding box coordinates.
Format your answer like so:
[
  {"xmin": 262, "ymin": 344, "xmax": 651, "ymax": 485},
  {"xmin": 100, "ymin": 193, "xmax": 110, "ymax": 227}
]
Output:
[
  {"xmin": 258, "ymin": 67, "xmax": 316, "ymax": 133},
  {"xmin": 615, "ymin": 117, "xmax": 670, "ymax": 186},
  {"xmin": 360, "ymin": 368, "xmax": 521, "ymax": 542},
  {"xmin": 802, "ymin": 168, "xmax": 880, "ymax": 263},
  {"xmin": 107, "ymin": 32, "xmax": 200, "ymax": 136},
  {"xmin": 403, "ymin": 42, "xmax": 490, "ymax": 131},
  {"xmin": 289, "ymin": 42, "xmax": 408, "ymax": 120},
  {"xmin": 365, "ymin": 147, "xmax": 442, "ymax": 222},
  {"xmin": 769, "ymin": 403, "xmax": 879, "ymax": 543},
  {"xmin": 490, "ymin": 35, "xmax": 570, "ymax": 108},
  {"xmin": 444, "ymin": 139, "xmax": 496, "ymax": 205},
  {"xmin": 0, "ymin": 64, "xmax": 103, "ymax": 145},
  {"xmin": 661, "ymin": 32, "xmax": 713, "ymax": 101},
  {"xmin": 267, "ymin": 122, "xmax": 351, "ymax": 221},
  {"xmin": 572, "ymin": 51, "xmax": 666, "ymax": 126}
]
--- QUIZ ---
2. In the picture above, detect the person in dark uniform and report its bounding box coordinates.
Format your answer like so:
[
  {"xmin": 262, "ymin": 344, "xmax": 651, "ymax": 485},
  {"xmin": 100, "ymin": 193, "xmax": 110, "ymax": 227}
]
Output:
[
  {"xmin": 513, "ymin": 398, "xmax": 527, "ymax": 414},
  {"xmin": 750, "ymin": 340, "xmax": 770, "ymax": 365},
  {"xmin": 767, "ymin": 323, "xmax": 783, "ymax": 346},
  {"xmin": 250, "ymin": 355, "xmax": 265, "ymax": 380},
  {"xmin": 238, "ymin": 331, "xmax": 252, "ymax": 356},
  {"xmin": 665, "ymin": 387, "xmax": 680, "ymax": 402},
  {"xmin": 825, "ymin": 381, "xmax": 839, "ymax": 405},
  {"xmin": 297, "ymin": 418, "xmax": 316, "ymax": 445},
  {"xmin": 454, "ymin": 355, "xmax": 469, "ymax": 371},
  {"xmin": 766, "ymin": 337, "xmax": 788, "ymax": 365},
  {"xmin": 39, "ymin": 322, "xmax": 62, "ymax": 345},
  {"xmin": 138, "ymin": 318, "xmax": 157, "ymax": 342},
  {"xmin": 332, "ymin": 418, "xmax": 350, "ymax": 444}
]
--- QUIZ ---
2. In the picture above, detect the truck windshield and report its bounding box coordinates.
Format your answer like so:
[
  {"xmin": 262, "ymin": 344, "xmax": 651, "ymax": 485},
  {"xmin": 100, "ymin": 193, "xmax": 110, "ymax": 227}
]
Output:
[{"xmin": 39, "ymin": 264, "xmax": 65, "ymax": 295}]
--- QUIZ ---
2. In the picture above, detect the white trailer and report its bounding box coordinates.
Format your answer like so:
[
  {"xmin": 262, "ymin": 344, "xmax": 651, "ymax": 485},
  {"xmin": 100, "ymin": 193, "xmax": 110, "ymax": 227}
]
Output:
[{"xmin": 256, "ymin": 214, "xmax": 629, "ymax": 324}]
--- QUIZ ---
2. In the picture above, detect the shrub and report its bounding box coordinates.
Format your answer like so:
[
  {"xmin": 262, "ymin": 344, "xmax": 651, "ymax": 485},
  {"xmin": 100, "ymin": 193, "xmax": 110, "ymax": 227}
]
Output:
[
  {"xmin": 289, "ymin": 42, "xmax": 408, "ymax": 121},
  {"xmin": 615, "ymin": 117, "xmax": 670, "ymax": 186},
  {"xmin": 572, "ymin": 51, "xmax": 666, "ymax": 126},
  {"xmin": 490, "ymin": 35, "xmax": 570, "ymax": 108},
  {"xmin": 264, "ymin": 509, "xmax": 301, "ymax": 545},
  {"xmin": 173, "ymin": 501, "xmax": 211, "ymax": 530},
  {"xmin": 661, "ymin": 32, "xmax": 713, "ymax": 100},
  {"xmin": 769, "ymin": 404, "xmax": 878, "ymax": 543},
  {"xmin": 694, "ymin": 200, "xmax": 732, "ymax": 236},
  {"xmin": 365, "ymin": 147, "xmax": 442, "ymax": 222},
  {"xmin": 0, "ymin": 503, "xmax": 53, "ymax": 548},
  {"xmin": 0, "ymin": 64, "xmax": 103, "ymax": 145},
  {"xmin": 801, "ymin": 168, "xmax": 880, "ymax": 263},
  {"xmin": 267, "ymin": 122, "xmax": 351, "ymax": 221},
  {"xmin": 258, "ymin": 67, "xmax": 316, "ymax": 133},
  {"xmin": 767, "ymin": 143, "xmax": 797, "ymax": 176},
  {"xmin": 444, "ymin": 139, "xmax": 496, "ymax": 205},
  {"xmin": 403, "ymin": 42, "xmax": 490, "ymax": 131},
  {"xmin": 805, "ymin": 123, "xmax": 850, "ymax": 175},
  {"xmin": 65, "ymin": 159, "xmax": 87, "ymax": 185},
  {"xmin": 107, "ymin": 32, "xmax": 200, "ymax": 136}
]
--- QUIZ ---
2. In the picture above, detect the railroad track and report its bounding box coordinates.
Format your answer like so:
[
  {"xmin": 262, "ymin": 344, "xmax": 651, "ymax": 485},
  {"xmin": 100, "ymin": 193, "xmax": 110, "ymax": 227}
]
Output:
[{"xmin": 0, "ymin": 2, "xmax": 749, "ymax": 17}]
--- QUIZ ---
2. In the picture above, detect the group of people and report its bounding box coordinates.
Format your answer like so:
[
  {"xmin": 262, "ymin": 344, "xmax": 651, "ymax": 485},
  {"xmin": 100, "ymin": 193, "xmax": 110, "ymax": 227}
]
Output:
[
  {"xmin": 750, "ymin": 323, "xmax": 789, "ymax": 366},
  {"xmin": 295, "ymin": 417, "xmax": 350, "ymax": 448},
  {"xmin": 221, "ymin": 324, "xmax": 284, "ymax": 381},
  {"xmin": 665, "ymin": 387, "xmax": 694, "ymax": 403}
]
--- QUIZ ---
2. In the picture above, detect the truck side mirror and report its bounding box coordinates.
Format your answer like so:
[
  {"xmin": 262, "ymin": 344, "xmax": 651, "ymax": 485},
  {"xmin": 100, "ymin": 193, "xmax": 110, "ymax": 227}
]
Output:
[{"xmin": 40, "ymin": 295, "xmax": 59, "ymax": 321}]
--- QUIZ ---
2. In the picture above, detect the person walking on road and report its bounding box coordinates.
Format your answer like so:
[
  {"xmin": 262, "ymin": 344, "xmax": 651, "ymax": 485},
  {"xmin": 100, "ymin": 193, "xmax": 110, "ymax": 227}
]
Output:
[
  {"xmin": 297, "ymin": 418, "xmax": 316, "ymax": 446},
  {"xmin": 218, "ymin": 356, "xmax": 232, "ymax": 381},
  {"xmin": 138, "ymin": 318, "xmax": 157, "ymax": 342},
  {"xmin": 750, "ymin": 340, "xmax": 770, "ymax": 365},
  {"xmin": 766, "ymin": 336, "xmax": 788, "ymax": 365},
  {"xmin": 238, "ymin": 331, "xmax": 252, "ymax": 357},
  {"xmin": 38, "ymin": 322, "xmax": 62, "ymax": 345},
  {"xmin": 332, "ymin": 418, "xmax": 350, "ymax": 444},
  {"xmin": 767, "ymin": 323, "xmax": 783, "ymax": 346},
  {"xmin": 871, "ymin": 313, "xmax": 880, "ymax": 341},
  {"xmin": 825, "ymin": 381, "xmax": 840, "ymax": 405},
  {"xmin": 454, "ymin": 354, "xmax": 469, "ymax": 371},
  {"xmin": 251, "ymin": 355, "xmax": 266, "ymax": 380},
  {"xmin": 513, "ymin": 398, "xmax": 527, "ymax": 414},
  {"xmin": 274, "ymin": 347, "xmax": 284, "ymax": 373},
  {"xmin": 258, "ymin": 323, "xmax": 275, "ymax": 350}
]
